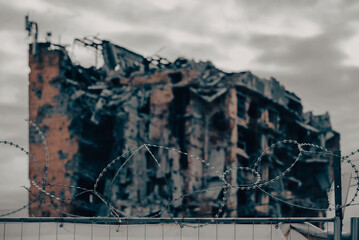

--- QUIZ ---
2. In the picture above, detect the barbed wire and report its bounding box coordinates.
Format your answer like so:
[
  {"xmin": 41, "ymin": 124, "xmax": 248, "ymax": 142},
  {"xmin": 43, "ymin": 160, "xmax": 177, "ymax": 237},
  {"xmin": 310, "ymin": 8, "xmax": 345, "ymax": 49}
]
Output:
[{"xmin": 1, "ymin": 120, "xmax": 359, "ymax": 229}]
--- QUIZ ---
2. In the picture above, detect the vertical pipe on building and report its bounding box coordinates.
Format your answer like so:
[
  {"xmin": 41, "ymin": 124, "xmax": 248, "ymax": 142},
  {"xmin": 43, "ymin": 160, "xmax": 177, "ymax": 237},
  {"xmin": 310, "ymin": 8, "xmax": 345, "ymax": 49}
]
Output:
[
  {"xmin": 351, "ymin": 218, "xmax": 359, "ymax": 240},
  {"xmin": 333, "ymin": 150, "xmax": 342, "ymax": 240},
  {"xmin": 204, "ymin": 115, "xmax": 209, "ymax": 162},
  {"xmin": 203, "ymin": 114, "xmax": 209, "ymax": 186}
]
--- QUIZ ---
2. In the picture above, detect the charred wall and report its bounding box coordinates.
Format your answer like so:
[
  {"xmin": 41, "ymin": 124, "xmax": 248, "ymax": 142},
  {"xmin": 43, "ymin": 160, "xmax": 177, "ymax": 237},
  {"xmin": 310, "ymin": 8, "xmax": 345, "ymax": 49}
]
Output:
[{"xmin": 28, "ymin": 43, "xmax": 77, "ymax": 216}]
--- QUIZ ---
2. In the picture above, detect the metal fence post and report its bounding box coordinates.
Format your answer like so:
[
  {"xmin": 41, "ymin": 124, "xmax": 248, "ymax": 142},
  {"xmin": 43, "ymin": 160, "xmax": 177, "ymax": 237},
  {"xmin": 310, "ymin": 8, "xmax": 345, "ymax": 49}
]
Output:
[
  {"xmin": 334, "ymin": 217, "xmax": 341, "ymax": 240},
  {"xmin": 351, "ymin": 218, "xmax": 359, "ymax": 240}
]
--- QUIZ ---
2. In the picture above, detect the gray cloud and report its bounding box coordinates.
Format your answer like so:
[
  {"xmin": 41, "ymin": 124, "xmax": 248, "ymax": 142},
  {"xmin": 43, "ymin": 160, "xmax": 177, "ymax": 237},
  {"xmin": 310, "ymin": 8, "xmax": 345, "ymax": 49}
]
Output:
[
  {"xmin": 106, "ymin": 32, "xmax": 171, "ymax": 56},
  {"xmin": 250, "ymin": 33, "xmax": 346, "ymax": 70},
  {"xmin": 42, "ymin": 0, "xmax": 242, "ymax": 48},
  {"xmin": 163, "ymin": 41, "xmax": 228, "ymax": 62},
  {"xmin": 236, "ymin": 0, "xmax": 359, "ymax": 18},
  {"xmin": 0, "ymin": 2, "xmax": 24, "ymax": 31}
]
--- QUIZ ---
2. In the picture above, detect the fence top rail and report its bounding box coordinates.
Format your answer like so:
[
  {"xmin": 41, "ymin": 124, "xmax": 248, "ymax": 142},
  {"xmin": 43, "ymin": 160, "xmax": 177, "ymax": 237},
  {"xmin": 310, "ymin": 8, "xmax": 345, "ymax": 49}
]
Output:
[{"xmin": 0, "ymin": 217, "xmax": 336, "ymax": 225}]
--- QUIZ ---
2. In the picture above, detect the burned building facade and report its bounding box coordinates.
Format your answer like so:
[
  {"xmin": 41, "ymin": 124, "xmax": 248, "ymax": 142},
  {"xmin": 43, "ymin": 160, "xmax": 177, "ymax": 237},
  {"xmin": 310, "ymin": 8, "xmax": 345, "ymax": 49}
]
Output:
[{"xmin": 28, "ymin": 34, "xmax": 339, "ymax": 218}]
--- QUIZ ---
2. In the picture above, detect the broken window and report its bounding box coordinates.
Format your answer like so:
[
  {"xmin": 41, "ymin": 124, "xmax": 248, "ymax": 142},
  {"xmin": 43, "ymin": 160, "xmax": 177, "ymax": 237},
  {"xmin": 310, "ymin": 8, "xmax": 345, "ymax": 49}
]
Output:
[
  {"xmin": 237, "ymin": 93, "xmax": 246, "ymax": 118},
  {"xmin": 246, "ymin": 133, "xmax": 259, "ymax": 156},
  {"xmin": 110, "ymin": 77, "xmax": 121, "ymax": 86},
  {"xmin": 284, "ymin": 177, "xmax": 301, "ymax": 192},
  {"xmin": 170, "ymin": 87, "xmax": 190, "ymax": 170},
  {"xmin": 255, "ymin": 189, "xmax": 262, "ymax": 204},
  {"xmin": 237, "ymin": 190, "xmax": 248, "ymax": 215},
  {"xmin": 248, "ymin": 101, "xmax": 261, "ymax": 119},
  {"xmin": 211, "ymin": 111, "xmax": 229, "ymax": 131},
  {"xmin": 287, "ymin": 99, "xmax": 302, "ymax": 113},
  {"xmin": 138, "ymin": 98, "xmax": 150, "ymax": 114},
  {"xmin": 268, "ymin": 109, "xmax": 278, "ymax": 127},
  {"xmin": 146, "ymin": 150, "xmax": 156, "ymax": 169},
  {"xmin": 73, "ymin": 177, "xmax": 98, "ymax": 217},
  {"xmin": 169, "ymin": 71, "xmax": 183, "ymax": 84},
  {"xmin": 237, "ymin": 154, "xmax": 248, "ymax": 167},
  {"xmin": 237, "ymin": 130, "xmax": 246, "ymax": 151},
  {"xmin": 267, "ymin": 137, "xmax": 275, "ymax": 147},
  {"xmin": 146, "ymin": 179, "xmax": 155, "ymax": 196}
]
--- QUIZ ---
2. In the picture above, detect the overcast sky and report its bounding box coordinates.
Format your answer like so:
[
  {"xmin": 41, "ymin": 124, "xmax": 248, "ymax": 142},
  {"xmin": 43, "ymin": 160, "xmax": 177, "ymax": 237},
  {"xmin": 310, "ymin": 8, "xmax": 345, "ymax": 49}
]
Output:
[{"xmin": 0, "ymin": 0, "xmax": 359, "ymax": 230}]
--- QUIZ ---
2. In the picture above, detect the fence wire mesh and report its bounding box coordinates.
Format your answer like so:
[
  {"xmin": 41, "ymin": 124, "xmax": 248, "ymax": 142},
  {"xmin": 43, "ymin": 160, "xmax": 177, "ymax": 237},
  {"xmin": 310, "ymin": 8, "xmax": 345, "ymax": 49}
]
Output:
[{"xmin": 0, "ymin": 217, "xmax": 335, "ymax": 240}]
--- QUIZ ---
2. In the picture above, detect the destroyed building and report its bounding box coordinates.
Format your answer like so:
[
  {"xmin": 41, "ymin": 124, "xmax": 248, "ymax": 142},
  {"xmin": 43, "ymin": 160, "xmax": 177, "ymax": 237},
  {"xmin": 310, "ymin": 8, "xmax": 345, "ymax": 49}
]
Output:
[{"xmin": 28, "ymin": 24, "xmax": 340, "ymax": 218}]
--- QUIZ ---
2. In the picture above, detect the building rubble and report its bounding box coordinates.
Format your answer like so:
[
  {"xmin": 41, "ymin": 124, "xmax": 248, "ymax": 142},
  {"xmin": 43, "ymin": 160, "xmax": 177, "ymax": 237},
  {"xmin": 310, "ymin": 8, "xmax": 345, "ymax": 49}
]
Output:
[{"xmin": 28, "ymin": 27, "xmax": 340, "ymax": 218}]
